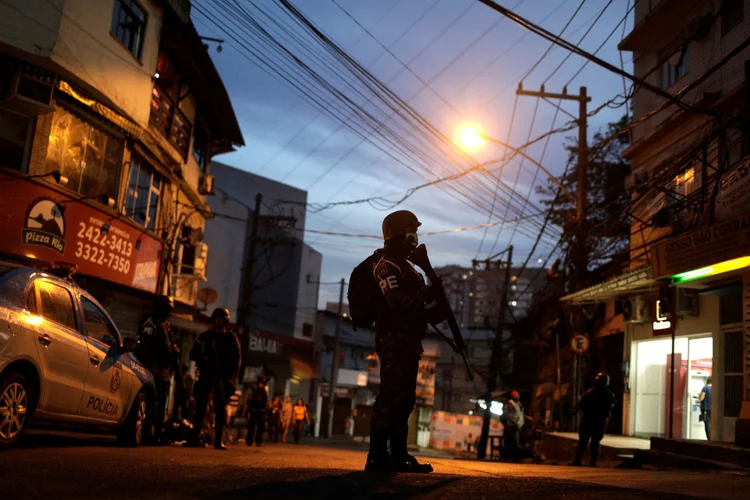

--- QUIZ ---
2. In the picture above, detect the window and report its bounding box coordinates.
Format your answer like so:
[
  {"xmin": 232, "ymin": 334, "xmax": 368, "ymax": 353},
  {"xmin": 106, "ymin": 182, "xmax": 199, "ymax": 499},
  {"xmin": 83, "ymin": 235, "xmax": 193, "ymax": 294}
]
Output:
[
  {"xmin": 0, "ymin": 109, "xmax": 33, "ymax": 171},
  {"xmin": 111, "ymin": 0, "xmax": 147, "ymax": 60},
  {"xmin": 125, "ymin": 157, "xmax": 162, "ymax": 230},
  {"xmin": 175, "ymin": 240, "xmax": 196, "ymax": 275},
  {"xmin": 722, "ymin": 0, "xmax": 744, "ymax": 35},
  {"xmin": 150, "ymin": 82, "xmax": 192, "ymax": 159},
  {"xmin": 27, "ymin": 286, "xmax": 36, "ymax": 313},
  {"xmin": 661, "ymin": 46, "xmax": 689, "ymax": 88},
  {"xmin": 302, "ymin": 323, "xmax": 313, "ymax": 338},
  {"xmin": 45, "ymin": 106, "xmax": 124, "ymax": 202},
  {"xmin": 38, "ymin": 281, "xmax": 76, "ymax": 331},
  {"xmin": 81, "ymin": 296, "xmax": 119, "ymax": 345}
]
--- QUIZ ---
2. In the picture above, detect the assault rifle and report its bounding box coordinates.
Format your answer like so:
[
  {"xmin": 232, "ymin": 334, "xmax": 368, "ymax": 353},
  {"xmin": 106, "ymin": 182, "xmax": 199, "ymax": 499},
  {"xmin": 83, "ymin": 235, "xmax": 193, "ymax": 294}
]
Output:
[{"xmin": 409, "ymin": 244, "xmax": 473, "ymax": 380}]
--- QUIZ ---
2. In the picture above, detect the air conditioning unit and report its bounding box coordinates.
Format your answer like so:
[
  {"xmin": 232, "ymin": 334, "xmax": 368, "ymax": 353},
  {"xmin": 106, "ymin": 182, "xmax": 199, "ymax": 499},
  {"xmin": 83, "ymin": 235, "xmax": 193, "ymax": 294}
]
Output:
[
  {"xmin": 676, "ymin": 288, "xmax": 699, "ymax": 317},
  {"xmin": 193, "ymin": 242, "xmax": 208, "ymax": 281},
  {"xmin": 622, "ymin": 295, "xmax": 651, "ymax": 324},
  {"xmin": 199, "ymin": 174, "xmax": 214, "ymax": 195},
  {"xmin": 0, "ymin": 70, "xmax": 55, "ymax": 116}
]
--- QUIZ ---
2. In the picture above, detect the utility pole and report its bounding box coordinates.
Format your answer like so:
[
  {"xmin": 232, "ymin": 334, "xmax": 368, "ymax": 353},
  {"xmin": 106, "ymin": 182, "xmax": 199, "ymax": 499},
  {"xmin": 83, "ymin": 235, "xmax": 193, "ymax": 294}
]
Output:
[
  {"xmin": 477, "ymin": 245, "xmax": 513, "ymax": 459},
  {"xmin": 236, "ymin": 193, "xmax": 297, "ymax": 385},
  {"xmin": 518, "ymin": 86, "xmax": 590, "ymax": 431},
  {"xmin": 326, "ymin": 277, "xmax": 346, "ymax": 438}
]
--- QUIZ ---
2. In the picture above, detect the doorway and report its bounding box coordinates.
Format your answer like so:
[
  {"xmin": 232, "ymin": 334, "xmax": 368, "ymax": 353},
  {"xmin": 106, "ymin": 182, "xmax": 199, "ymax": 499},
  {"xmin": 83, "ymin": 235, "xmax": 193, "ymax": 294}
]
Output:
[{"xmin": 685, "ymin": 336, "xmax": 712, "ymax": 440}]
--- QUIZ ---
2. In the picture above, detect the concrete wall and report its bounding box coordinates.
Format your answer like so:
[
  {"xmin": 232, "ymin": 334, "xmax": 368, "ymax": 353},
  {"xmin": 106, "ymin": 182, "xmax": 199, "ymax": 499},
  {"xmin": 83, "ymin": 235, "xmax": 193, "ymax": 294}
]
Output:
[
  {"xmin": 201, "ymin": 162, "xmax": 313, "ymax": 336},
  {"xmin": 0, "ymin": 0, "xmax": 63, "ymax": 57},
  {"xmin": 295, "ymin": 243, "xmax": 322, "ymax": 339},
  {"xmin": 51, "ymin": 0, "xmax": 162, "ymax": 127}
]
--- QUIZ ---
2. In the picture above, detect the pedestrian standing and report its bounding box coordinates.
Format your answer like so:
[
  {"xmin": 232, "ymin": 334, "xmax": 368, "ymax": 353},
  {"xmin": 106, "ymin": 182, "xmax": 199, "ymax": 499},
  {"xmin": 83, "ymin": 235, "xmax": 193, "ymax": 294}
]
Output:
[
  {"xmin": 571, "ymin": 372, "xmax": 617, "ymax": 467},
  {"xmin": 268, "ymin": 396, "xmax": 281, "ymax": 442},
  {"xmin": 700, "ymin": 376, "xmax": 712, "ymax": 440},
  {"xmin": 503, "ymin": 391, "xmax": 524, "ymax": 461},
  {"xmin": 246, "ymin": 376, "xmax": 269, "ymax": 446},
  {"xmin": 280, "ymin": 396, "xmax": 293, "ymax": 443},
  {"xmin": 354, "ymin": 211, "xmax": 435, "ymax": 473},
  {"xmin": 292, "ymin": 398, "xmax": 310, "ymax": 444},
  {"xmin": 135, "ymin": 295, "xmax": 178, "ymax": 445},
  {"xmin": 185, "ymin": 308, "xmax": 241, "ymax": 450}
]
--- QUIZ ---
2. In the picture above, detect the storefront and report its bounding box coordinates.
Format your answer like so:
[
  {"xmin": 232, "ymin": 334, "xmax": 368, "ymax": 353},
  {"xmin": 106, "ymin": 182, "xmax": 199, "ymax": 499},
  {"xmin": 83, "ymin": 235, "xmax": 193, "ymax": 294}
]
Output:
[
  {"xmin": 239, "ymin": 327, "xmax": 315, "ymax": 403},
  {"xmin": 0, "ymin": 172, "xmax": 163, "ymax": 332},
  {"xmin": 650, "ymin": 210, "xmax": 750, "ymax": 445}
]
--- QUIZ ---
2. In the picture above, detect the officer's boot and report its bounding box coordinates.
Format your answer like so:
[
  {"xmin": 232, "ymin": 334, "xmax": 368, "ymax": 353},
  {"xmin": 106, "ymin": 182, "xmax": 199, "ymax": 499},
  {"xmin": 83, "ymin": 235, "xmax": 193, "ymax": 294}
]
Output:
[
  {"xmin": 364, "ymin": 433, "xmax": 391, "ymax": 472},
  {"xmin": 390, "ymin": 433, "xmax": 433, "ymax": 473}
]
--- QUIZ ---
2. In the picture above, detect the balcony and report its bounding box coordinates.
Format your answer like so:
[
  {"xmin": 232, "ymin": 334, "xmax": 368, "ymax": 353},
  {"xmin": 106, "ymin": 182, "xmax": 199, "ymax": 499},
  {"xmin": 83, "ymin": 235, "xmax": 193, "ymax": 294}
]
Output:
[
  {"xmin": 619, "ymin": 0, "xmax": 708, "ymax": 52},
  {"xmin": 150, "ymin": 83, "xmax": 192, "ymax": 160}
]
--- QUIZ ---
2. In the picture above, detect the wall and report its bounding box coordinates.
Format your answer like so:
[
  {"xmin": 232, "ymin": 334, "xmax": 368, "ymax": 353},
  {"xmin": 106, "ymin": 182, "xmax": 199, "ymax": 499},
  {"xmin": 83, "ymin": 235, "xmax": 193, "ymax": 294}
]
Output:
[
  {"xmin": 0, "ymin": 0, "xmax": 63, "ymax": 57},
  {"xmin": 202, "ymin": 161, "xmax": 311, "ymax": 335},
  {"xmin": 295, "ymin": 243, "xmax": 322, "ymax": 339},
  {"xmin": 630, "ymin": 294, "xmax": 720, "ymax": 342},
  {"xmin": 50, "ymin": 0, "xmax": 161, "ymax": 128}
]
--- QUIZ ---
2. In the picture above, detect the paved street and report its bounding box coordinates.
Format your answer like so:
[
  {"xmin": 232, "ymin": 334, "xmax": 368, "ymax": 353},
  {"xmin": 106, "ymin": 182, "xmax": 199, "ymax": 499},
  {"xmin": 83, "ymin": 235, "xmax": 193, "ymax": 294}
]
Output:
[{"xmin": 1, "ymin": 433, "xmax": 748, "ymax": 499}]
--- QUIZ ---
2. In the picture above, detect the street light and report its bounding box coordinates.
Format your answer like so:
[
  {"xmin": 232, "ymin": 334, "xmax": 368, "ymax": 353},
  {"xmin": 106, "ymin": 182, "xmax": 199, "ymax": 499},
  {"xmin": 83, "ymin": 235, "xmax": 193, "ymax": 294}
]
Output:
[{"xmin": 457, "ymin": 124, "xmax": 485, "ymax": 151}]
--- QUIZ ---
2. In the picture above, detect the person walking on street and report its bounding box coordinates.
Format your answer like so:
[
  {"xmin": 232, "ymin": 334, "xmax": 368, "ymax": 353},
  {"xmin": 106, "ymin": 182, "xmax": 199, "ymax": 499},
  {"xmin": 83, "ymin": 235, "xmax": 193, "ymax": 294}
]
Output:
[
  {"xmin": 246, "ymin": 376, "xmax": 269, "ymax": 446},
  {"xmin": 135, "ymin": 295, "xmax": 178, "ymax": 444},
  {"xmin": 280, "ymin": 396, "xmax": 293, "ymax": 443},
  {"xmin": 292, "ymin": 398, "xmax": 310, "ymax": 444},
  {"xmin": 503, "ymin": 391, "xmax": 524, "ymax": 461},
  {"xmin": 355, "ymin": 211, "xmax": 436, "ymax": 473},
  {"xmin": 571, "ymin": 372, "xmax": 617, "ymax": 467},
  {"xmin": 700, "ymin": 376, "xmax": 712, "ymax": 440},
  {"xmin": 185, "ymin": 308, "xmax": 241, "ymax": 450}
]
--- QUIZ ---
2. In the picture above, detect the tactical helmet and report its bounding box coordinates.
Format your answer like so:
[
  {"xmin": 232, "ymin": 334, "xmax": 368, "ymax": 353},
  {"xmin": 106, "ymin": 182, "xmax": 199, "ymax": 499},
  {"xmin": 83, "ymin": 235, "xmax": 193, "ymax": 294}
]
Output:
[
  {"xmin": 211, "ymin": 307, "xmax": 231, "ymax": 322},
  {"xmin": 153, "ymin": 295, "xmax": 174, "ymax": 317},
  {"xmin": 595, "ymin": 372, "xmax": 610, "ymax": 388},
  {"xmin": 510, "ymin": 390, "xmax": 520, "ymax": 401},
  {"xmin": 382, "ymin": 210, "xmax": 421, "ymax": 241}
]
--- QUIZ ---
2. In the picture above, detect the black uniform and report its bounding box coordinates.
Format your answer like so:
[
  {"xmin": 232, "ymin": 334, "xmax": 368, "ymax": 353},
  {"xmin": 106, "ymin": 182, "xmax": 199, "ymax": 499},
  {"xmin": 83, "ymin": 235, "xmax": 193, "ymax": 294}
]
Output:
[
  {"xmin": 135, "ymin": 317, "xmax": 178, "ymax": 442},
  {"xmin": 189, "ymin": 328, "xmax": 241, "ymax": 447},
  {"xmin": 366, "ymin": 246, "xmax": 431, "ymax": 465},
  {"xmin": 573, "ymin": 385, "xmax": 616, "ymax": 466},
  {"xmin": 246, "ymin": 381, "xmax": 268, "ymax": 446}
]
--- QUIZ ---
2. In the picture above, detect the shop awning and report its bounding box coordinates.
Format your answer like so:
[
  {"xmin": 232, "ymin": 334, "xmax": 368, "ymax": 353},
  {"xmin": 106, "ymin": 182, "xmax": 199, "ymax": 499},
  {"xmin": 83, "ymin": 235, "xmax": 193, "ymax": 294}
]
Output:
[{"xmin": 560, "ymin": 266, "xmax": 657, "ymax": 305}]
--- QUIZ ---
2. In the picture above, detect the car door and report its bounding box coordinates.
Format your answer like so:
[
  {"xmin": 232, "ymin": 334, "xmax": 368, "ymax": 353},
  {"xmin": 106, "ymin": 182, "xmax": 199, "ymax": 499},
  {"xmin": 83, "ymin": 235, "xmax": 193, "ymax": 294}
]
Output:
[
  {"xmin": 33, "ymin": 280, "xmax": 89, "ymax": 415},
  {"xmin": 77, "ymin": 295, "xmax": 131, "ymax": 423}
]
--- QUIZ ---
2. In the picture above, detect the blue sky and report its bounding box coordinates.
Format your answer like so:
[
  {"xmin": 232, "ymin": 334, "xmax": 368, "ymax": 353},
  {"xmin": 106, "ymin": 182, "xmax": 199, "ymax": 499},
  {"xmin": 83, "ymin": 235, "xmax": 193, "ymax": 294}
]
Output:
[{"xmin": 191, "ymin": 0, "xmax": 634, "ymax": 307}]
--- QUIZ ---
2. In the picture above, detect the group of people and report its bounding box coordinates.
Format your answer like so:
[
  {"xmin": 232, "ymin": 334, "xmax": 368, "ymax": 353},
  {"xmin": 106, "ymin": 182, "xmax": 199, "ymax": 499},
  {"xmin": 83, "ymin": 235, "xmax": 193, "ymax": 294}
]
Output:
[{"xmin": 244, "ymin": 377, "xmax": 311, "ymax": 446}]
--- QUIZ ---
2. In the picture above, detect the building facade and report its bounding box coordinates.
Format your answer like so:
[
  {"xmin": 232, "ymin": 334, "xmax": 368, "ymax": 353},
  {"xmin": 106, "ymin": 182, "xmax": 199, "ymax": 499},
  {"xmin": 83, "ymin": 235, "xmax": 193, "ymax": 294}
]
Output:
[
  {"xmin": 200, "ymin": 161, "xmax": 322, "ymax": 399},
  {"xmin": 566, "ymin": 0, "xmax": 750, "ymax": 445},
  {"xmin": 0, "ymin": 0, "xmax": 242, "ymax": 345}
]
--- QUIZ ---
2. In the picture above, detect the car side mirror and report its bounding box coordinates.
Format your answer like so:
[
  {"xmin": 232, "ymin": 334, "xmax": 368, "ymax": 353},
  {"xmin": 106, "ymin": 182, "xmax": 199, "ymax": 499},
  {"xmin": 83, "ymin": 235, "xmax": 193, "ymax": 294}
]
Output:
[
  {"xmin": 102, "ymin": 333, "xmax": 119, "ymax": 349},
  {"xmin": 120, "ymin": 337, "xmax": 138, "ymax": 353}
]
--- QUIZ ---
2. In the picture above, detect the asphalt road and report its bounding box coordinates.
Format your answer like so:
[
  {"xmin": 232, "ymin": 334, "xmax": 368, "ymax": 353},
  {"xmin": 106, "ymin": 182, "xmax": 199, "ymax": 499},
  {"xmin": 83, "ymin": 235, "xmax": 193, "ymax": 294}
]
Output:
[{"xmin": 1, "ymin": 433, "xmax": 748, "ymax": 499}]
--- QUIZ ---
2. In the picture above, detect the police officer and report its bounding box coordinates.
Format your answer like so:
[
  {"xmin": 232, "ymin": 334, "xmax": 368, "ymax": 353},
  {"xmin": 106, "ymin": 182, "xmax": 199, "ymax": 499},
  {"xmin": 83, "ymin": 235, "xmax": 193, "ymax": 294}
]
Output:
[
  {"xmin": 571, "ymin": 372, "xmax": 617, "ymax": 467},
  {"xmin": 364, "ymin": 210, "xmax": 434, "ymax": 473},
  {"xmin": 186, "ymin": 308, "xmax": 241, "ymax": 450},
  {"xmin": 136, "ymin": 295, "xmax": 178, "ymax": 444}
]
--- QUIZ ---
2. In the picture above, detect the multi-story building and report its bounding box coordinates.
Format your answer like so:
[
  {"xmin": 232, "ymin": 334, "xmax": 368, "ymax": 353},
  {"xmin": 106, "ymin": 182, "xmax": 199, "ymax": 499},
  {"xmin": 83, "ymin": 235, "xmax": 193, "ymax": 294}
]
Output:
[
  {"xmin": 564, "ymin": 0, "xmax": 750, "ymax": 446},
  {"xmin": 0, "ymin": 1, "xmax": 242, "ymax": 352},
  {"xmin": 200, "ymin": 161, "xmax": 322, "ymax": 400},
  {"xmin": 435, "ymin": 264, "xmax": 546, "ymax": 328}
]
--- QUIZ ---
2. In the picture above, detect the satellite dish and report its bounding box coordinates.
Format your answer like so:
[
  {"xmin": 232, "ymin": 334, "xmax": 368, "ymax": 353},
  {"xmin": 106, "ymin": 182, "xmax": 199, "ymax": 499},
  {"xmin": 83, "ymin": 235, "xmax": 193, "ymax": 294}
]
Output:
[{"xmin": 197, "ymin": 287, "xmax": 218, "ymax": 309}]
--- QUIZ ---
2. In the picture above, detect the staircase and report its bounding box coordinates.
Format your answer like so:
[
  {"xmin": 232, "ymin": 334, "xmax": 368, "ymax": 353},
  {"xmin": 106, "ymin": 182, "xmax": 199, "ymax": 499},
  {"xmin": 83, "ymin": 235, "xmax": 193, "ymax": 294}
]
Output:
[{"xmin": 633, "ymin": 438, "xmax": 750, "ymax": 471}]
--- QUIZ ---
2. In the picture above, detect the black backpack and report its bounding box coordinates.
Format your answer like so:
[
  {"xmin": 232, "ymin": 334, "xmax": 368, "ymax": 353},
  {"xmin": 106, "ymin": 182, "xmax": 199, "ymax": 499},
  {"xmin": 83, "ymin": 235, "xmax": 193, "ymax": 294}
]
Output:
[{"xmin": 348, "ymin": 257, "xmax": 379, "ymax": 329}]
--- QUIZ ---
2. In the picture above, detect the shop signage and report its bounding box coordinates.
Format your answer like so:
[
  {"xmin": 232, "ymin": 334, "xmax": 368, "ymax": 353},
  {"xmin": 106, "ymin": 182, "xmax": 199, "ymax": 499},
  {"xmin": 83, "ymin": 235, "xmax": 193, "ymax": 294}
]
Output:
[
  {"xmin": 652, "ymin": 211, "xmax": 750, "ymax": 280},
  {"xmin": 337, "ymin": 368, "xmax": 367, "ymax": 387},
  {"xmin": 416, "ymin": 357, "xmax": 436, "ymax": 407},
  {"xmin": 652, "ymin": 299, "xmax": 672, "ymax": 332},
  {"xmin": 248, "ymin": 334, "xmax": 279, "ymax": 355},
  {"xmin": 0, "ymin": 175, "xmax": 161, "ymax": 293},
  {"xmin": 570, "ymin": 333, "xmax": 590, "ymax": 354},
  {"xmin": 743, "ymin": 274, "xmax": 750, "ymax": 403},
  {"xmin": 716, "ymin": 156, "xmax": 750, "ymax": 221}
]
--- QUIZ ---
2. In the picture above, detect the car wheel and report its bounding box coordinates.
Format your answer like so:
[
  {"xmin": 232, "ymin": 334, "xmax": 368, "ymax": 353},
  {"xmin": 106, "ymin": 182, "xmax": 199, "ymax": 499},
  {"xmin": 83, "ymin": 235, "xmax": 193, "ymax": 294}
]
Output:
[
  {"xmin": 0, "ymin": 372, "xmax": 32, "ymax": 450},
  {"xmin": 118, "ymin": 391, "xmax": 148, "ymax": 447}
]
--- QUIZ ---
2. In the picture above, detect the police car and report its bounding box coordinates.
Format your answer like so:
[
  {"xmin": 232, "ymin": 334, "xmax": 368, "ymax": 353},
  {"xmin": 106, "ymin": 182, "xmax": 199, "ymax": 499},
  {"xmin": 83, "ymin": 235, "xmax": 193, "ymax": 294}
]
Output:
[{"xmin": 0, "ymin": 263, "xmax": 155, "ymax": 449}]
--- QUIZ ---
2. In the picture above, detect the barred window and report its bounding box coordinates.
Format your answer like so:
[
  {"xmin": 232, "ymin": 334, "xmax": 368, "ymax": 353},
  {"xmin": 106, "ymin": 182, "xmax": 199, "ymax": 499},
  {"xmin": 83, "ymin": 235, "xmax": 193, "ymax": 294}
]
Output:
[{"xmin": 111, "ymin": 0, "xmax": 147, "ymax": 60}]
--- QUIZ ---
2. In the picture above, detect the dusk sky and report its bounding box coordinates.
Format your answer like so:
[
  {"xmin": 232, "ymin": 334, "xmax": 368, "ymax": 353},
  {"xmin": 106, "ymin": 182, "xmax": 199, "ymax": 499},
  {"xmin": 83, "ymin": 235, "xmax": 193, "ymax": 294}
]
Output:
[{"xmin": 190, "ymin": 0, "xmax": 634, "ymax": 307}]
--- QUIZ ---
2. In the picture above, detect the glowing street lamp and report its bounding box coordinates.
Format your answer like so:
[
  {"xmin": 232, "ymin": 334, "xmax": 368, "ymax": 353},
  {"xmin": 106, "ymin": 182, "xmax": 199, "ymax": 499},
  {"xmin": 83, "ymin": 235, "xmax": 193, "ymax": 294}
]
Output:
[{"xmin": 457, "ymin": 124, "xmax": 485, "ymax": 151}]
